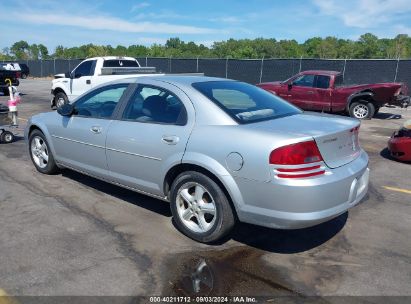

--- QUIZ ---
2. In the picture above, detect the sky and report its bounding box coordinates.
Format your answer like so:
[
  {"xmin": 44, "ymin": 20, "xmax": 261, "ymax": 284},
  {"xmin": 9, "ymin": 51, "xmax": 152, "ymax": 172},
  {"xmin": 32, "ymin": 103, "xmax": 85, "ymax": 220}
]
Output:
[{"xmin": 1, "ymin": 0, "xmax": 411, "ymax": 52}]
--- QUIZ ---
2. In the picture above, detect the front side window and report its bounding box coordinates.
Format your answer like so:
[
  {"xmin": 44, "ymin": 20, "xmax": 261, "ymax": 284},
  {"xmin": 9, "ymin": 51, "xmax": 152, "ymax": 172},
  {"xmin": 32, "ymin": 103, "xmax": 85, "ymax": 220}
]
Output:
[
  {"xmin": 192, "ymin": 81, "xmax": 301, "ymax": 124},
  {"xmin": 73, "ymin": 60, "xmax": 94, "ymax": 78},
  {"xmin": 74, "ymin": 84, "xmax": 128, "ymax": 118},
  {"xmin": 122, "ymin": 85, "xmax": 187, "ymax": 125},
  {"xmin": 292, "ymin": 74, "xmax": 315, "ymax": 87}
]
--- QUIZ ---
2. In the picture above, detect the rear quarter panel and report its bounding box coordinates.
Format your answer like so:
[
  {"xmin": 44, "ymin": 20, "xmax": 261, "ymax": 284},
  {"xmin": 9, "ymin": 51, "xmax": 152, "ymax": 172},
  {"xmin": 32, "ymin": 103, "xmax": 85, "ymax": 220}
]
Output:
[
  {"xmin": 184, "ymin": 124, "xmax": 312, "ymax": 182},
  {"xmin": 183, "ymin": 124, "xmax": 308, "ymax": 213}
]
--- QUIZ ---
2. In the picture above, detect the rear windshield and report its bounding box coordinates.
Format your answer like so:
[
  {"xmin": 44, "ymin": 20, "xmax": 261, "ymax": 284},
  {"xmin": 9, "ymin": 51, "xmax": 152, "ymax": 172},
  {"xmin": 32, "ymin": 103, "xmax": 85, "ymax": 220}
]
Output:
[
  {"xmin": 192, "ymin": 81, "xmax": 301, "ymax": 124},
  {"xmin": 103, "ymin": 60, "xmax": 139, "ymax": 67}
]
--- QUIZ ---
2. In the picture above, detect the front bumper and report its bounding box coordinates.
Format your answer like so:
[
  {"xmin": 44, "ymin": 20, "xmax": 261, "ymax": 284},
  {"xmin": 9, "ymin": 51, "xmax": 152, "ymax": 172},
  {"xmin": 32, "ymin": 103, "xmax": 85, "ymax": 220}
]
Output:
[
  {"xmin": 388, "ymin": 132, "xmax": 411, "ymax": 161},
  {"xmin": 234, "ymin": 150, "xmax": 369, "ymax": 229},
  {"xmin": 391, "ymin": 94, "xmax": 410, "ymax": 108}
]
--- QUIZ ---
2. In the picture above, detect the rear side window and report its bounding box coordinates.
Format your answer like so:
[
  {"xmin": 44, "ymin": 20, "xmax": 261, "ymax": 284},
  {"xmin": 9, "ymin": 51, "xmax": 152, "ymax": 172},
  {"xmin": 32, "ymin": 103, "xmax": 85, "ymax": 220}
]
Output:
[
  {"xmin": 192, "ymin": 81, "xmax": 301, "ymax": 124},
  {"xmin": 103, "ymin": 60, "xmax": 139, "ymax": 67},
  {"xmin": 292, "ymin": 74, "xmax": 315, "ymax": 87},
  {"xmin": 122, "ymin": 85, "xmax": 187, "ymax": 125},
  {"xmin": 314, "ymin": 75, "xmax": 330, "ymax": 89}
]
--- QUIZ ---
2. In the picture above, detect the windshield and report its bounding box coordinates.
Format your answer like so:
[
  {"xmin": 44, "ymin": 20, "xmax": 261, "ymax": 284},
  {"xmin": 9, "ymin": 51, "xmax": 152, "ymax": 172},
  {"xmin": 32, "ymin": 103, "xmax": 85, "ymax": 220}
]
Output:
[{"xmin": 192, "ymin": 81, "xmax": 302, "ymax": 124}]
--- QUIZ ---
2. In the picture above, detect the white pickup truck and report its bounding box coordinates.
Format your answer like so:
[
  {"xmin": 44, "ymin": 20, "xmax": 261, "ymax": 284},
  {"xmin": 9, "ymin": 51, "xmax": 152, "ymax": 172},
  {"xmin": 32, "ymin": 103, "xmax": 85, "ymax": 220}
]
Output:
[{"xmin": 51, "ymin": 56, "xmax": 159, "ymax": 108}]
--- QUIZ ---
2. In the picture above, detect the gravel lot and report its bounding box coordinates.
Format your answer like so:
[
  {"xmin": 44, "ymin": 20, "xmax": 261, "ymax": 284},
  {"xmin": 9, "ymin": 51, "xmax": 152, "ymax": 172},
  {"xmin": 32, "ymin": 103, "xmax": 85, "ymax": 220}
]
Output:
[{"xmin": 0, "ymin": 79, "xmax": 411, "ymax": 299}]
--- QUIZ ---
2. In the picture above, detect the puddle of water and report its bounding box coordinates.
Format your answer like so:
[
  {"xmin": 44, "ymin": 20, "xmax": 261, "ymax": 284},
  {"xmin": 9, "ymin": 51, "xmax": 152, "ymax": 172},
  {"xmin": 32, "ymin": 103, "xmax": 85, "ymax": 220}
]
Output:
[
  {"xmin": 162, "ymin": 214, "xmax": 350, "ymax": 298},
  {"xmin": 163, "ymin": 247, "xmax": 301, "ymax": 297}
]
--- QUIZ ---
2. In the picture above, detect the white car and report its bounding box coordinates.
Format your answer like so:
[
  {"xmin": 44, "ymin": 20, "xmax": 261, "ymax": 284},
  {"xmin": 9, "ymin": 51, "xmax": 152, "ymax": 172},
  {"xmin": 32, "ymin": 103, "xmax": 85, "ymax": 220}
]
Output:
[{"xmin": 51, "ymin": 56, "xmax": 159, "ymax": 108}]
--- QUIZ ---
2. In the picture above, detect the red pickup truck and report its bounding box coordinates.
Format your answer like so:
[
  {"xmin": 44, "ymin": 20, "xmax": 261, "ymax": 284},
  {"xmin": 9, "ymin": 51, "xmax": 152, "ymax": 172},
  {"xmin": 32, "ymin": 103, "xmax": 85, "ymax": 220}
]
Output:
[{"xmin": 257, "ymin": 70, "xmax": 410, "ymax": 119}]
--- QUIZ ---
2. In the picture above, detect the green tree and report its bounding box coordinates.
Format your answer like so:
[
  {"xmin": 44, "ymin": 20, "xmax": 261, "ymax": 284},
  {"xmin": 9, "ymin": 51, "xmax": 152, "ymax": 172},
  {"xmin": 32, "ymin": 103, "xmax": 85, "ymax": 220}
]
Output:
[
  {"xmin": 8, "ymin": 33, "xmax": 411, "ymax": 61},
  {"xmin": 54, "ymin": 45, "xmax": 65, "ymax": 58},
  {"xmin": 29, "ymin": 44, "xmax": 39, "ymax": 60},
  {"xmin": 356, "ymin": 33, "xmax": 379, "ymax": 58},
  {"xmin": 38, "ymin": 44, "xmax": 49, "ymax": 59},
  {"xmin": 128, "ymin": 44, "xmax": 148, "ymax": 57},
  {"xmin": 11, "ymin": 40, "xmax": 30, "ymax": 59}
]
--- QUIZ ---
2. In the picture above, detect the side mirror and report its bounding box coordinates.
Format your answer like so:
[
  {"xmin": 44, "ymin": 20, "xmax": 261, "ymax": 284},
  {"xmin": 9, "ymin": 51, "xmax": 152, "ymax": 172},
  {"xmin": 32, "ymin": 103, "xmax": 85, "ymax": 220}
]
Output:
[
  {"xmin": 57, "ymin": 103, "xmax": 75, "ymax": 116},
  {"xmin": 288, "ymin": 83, "xmax": 293, "ymax": 90},
  {"xmin": 64, "ymin": 71, "xmax": 71, "ymax": 78}
]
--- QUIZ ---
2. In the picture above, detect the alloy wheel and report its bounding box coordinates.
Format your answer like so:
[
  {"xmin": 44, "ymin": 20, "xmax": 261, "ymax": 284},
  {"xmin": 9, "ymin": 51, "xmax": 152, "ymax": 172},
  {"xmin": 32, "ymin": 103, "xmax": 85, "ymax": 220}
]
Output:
[
  {"xmin": 4, "ymin": 133, "xmax": 13, "ymax": 142},
  {"xmin": 31, "ymin": 136, "xmax": 49, "ymax": 169},
  {"xmin": 176, "ymin": 182, "xmax": 217, "ymax": 233},
  {"xmin": 56, "ymin": 98, "xmax": 65, "ymax": 108},
  {"xmin": 353, "ymin": 104, "xmax": 369, "ymax": 119}
]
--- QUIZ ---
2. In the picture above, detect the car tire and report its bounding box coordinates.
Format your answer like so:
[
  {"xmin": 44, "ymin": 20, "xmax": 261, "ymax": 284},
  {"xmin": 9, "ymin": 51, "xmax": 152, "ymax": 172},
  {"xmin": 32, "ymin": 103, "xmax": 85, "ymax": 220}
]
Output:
[
  {"xmin": 55, "ymin": 92, "xmax": 68, "ymax": 109},
  {"xmin": 374, "ymin": 106, "xmax": 380, "ymax": 117},
  {"xmin": 170, "ymin": 171, "xmax": 235, "ymax": 243},
  {"xmin": 349, "ymin": 101, "xmax": 375, "ymax": 120},
  {"xmin": 29, "ymin": 130, "xmax": 59, "ymax": 174},
  {"xmin": 1, "ymin": 131, "xmax": 14, "ymax": 143},
  {"xmin": 21, "ymin": 73, "xmax": 27, "ymax": 79}
]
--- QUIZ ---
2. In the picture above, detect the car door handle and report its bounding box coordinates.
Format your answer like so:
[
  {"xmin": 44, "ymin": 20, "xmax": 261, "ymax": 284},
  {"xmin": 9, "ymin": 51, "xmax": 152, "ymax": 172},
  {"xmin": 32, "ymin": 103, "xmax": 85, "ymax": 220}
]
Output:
[
  {"xmin": 307, "ymin": 91, "xmax": 314, "ymax": 94},
  {"xmin": 162, "ymin": 135, "xmax": 179, "ymax": 145},
  {"xmin": 86, "ymin": 80, "xmax": 91, "ymax": 85},
  {"xmin": 90, "ymin": 126, "xmax": 102, "ymax": 134}
]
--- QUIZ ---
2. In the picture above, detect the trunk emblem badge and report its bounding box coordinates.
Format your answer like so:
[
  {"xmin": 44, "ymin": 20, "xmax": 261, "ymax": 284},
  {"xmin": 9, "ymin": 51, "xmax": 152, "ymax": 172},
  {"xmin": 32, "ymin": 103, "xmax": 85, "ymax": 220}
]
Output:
[{"xmin": 323, "ymin": 137, "xmax": 337, "ymax": 143}]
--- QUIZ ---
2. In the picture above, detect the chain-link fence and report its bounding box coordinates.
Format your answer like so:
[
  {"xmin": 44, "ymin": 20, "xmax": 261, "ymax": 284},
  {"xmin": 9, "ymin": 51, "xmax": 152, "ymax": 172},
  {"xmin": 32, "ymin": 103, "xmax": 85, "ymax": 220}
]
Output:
[{"xmin": 3, "ymin": 57, "xmax": 411, "ymax": 88}]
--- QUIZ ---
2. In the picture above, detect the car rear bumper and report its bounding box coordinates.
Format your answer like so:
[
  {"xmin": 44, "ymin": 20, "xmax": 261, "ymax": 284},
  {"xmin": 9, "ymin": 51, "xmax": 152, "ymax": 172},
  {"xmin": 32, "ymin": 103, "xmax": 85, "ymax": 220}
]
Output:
[
  {"xmin": 234, "ymin": 149, "xmax": 369, "ymax": 229},
  {"xmin": 388, "ymin": 135, "xmax": 411, "ymax": 161}
]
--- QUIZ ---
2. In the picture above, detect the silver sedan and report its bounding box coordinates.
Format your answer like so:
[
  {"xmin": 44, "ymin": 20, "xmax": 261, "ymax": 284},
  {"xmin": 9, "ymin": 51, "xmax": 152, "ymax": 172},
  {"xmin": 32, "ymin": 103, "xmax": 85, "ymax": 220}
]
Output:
[{"xmin": 26, "ymin": 76, "xmax": 369, "ymax": 243}]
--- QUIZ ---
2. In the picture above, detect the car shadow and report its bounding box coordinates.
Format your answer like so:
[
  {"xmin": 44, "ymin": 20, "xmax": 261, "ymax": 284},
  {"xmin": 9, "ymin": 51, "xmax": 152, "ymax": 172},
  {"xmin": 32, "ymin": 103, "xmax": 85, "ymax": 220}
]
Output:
[
  {"xmin": 11, "ymin": 135, "xmax": 25, "ymax": 143},
  {"xmin": 380, "ymin": 147, "xmax": 393, "ymax": 161},
  {"xmin": 61, "ymin": 169, "xmax": 347, "ymax": 252},
  {"xmin": 373, "ymin": 112, "xmax": 402, "ymax": 120},
  {"xmin": 228, "ymin": 212, "xmax": 348, "ymax": 253},
  {"xmin": 61, "ymin": 169, "xmax": 172, "ymax": 217},
  {"xmin": 380, "ymin": 147, "xmax": 411, "ymax": 164}
]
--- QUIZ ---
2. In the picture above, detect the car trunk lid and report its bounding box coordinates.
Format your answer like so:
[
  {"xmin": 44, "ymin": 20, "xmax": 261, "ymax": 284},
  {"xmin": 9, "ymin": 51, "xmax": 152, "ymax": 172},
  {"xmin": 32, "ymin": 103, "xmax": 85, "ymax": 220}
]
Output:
[
  {"xmin": 244, "ymin": 112, "xmax": 361, "ymax": 168},
  {"xmin": 313, "ymin": 125, "xmax": 361, "ymax": 168}
]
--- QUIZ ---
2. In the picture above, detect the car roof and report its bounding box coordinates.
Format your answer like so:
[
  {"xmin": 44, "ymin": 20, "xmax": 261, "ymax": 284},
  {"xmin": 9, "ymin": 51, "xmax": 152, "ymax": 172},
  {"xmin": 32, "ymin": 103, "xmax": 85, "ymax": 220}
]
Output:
[
  {"xmin": 85, "ymin": 56, "xmax": 138, "ymax": 61},
  {"xmin": 300, "ymin": 70, "xmax": 341, "ymax": 76},
  {"xmin": 130, "ymin": 75, "xmax": 234, "ymax": 86}
]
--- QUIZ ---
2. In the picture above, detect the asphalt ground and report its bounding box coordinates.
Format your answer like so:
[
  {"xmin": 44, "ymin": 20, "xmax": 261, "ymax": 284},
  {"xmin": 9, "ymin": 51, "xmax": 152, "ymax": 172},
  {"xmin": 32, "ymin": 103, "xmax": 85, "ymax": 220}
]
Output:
[{"xmin": 0, "ymin": 79, "xmax": 411, "ymax": 301}]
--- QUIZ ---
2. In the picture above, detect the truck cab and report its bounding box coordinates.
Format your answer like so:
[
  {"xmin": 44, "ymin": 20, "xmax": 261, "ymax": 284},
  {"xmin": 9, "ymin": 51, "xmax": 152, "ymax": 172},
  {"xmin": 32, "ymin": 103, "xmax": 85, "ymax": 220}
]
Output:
[
  {"xmin": 51, "ymin": 56, "xmax": 157, "ymax": 108},
  {"xmin": 262, "ymin": 71, "xmax": 340, "ymax": 112}
]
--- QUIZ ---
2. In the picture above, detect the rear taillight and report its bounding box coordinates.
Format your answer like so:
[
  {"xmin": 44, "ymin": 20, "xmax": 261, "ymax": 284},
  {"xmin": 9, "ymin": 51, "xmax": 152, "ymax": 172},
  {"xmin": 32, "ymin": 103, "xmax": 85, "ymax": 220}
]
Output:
[
  {"xmin": 394, "ymin": 87, "xmax": 401, "ymax": 96},
  {"xmin": 270, "ymin": 140, "xmax": 325, "ymax": 179},
  {"xmin": 16, "ymin": 72, "xmax": 21, "ymax": 79},
  {"xmin": 350, "ymin": 125, "xmax": 360, "ymax": 132},
  {"xmin": 269, "ymin": 140, "xmax": 323, "ymax": 165},
  {"xmin": 350, "ymin": 125, "xmax": 360, "ymax": 149}
]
